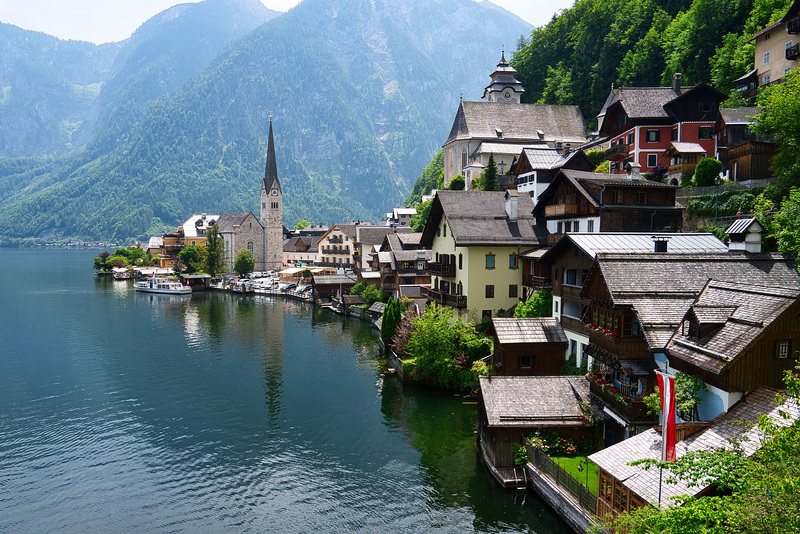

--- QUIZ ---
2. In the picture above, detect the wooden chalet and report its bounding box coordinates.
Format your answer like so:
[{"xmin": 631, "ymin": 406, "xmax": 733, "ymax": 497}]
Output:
[
  {"xmin": 589, "ymin": 387, "xmax": 800, "ymax": 518},
  {"xmin": 513, "ymin": 147, "xmax": 595, "ymax": 202},
  {"xmin": 488, "ymin": 318, "xmax": 568, "ymax": 376},
  {"xmin": 715, "ymin": 107, "xmax": 777, "ymax": 182},
  {"xmin": 374, "ymin": 232, "xmax": 431, "ymax": 298},
  {"xmin": 311, "ymin": 273, "xmax": 357, "ymax": 301},
  {"xmin": 477, "ymin": 376, "xmax": 602, "ymax": 480},
  {"xmin": 532, "ymin": 169, "xmax": 683, "ymax": 246},
  {"xmin": 662, "ymin": 142, "xmax": 706, "ymax": 183}
]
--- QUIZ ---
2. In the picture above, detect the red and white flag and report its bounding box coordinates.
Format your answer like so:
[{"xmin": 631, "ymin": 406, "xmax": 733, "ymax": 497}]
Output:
[{"xmin": 656, "ymin": 370, "xmax": 676, "ymax": 462}]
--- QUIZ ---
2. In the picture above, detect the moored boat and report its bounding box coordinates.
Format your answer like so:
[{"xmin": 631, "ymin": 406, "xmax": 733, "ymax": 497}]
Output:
[{"xmin": 134, "ymin": 276, "xmax": 192, "ymax": 295}]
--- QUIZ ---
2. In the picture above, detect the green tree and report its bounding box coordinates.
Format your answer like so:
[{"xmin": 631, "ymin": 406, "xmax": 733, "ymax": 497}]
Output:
[
  {"xmin": 754, "ymin": 69, "xmax": 800, "ymax": 198},
  {"xmin": 381, "ymin": 298, "xmax": 402, "ymax": 348},
  {"xmin": 233, "ymin": 249, "xmax": 254, "ymax": 278},
  {"xmin": 482, "ymin": 153, "xmax": 498, "ymax": 191},
  {"xmin": 693, "ymin": 157, "xmax": 723, "ymax": 187},
  {"xmin": 514, "ymin": 291, "xmax": 553, "ymax": 318},
  {"xmin": 448, "ymin": 174, "xmax": 465, "ymax": 190},
  {"xmin": 585, "ymin": 150, "xmax": 607, "ymax": 168},
  {"xmin": 410, "ymin": 198, "xmax": 433, "ymax": 232},
  {"xmin": 93, "ymin": 251, "xmax": 111, "ymax": 271},
  {"xmin": 538, "ymin": 61, "xmax": 574, "ymax": 105},
  {"xmin": 405, "ymin": 150, "xmax": 444, "ymax": 205},
  {"xmin": 178, "ymin": 244, "xmax": 206, "ymax": 273},
  {"xmin": 203, "ymin": 223, "xmax": 226, "ymax": 278},
  {"xmin": 294, "ymin": 219, "xmax": 310, "ymax": 230},
  {"xmin": 773, "ymin": 187, "xmax": 800, "ymax": 267}
]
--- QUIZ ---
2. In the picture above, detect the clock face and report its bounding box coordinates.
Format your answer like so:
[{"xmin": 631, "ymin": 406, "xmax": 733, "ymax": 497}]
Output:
[
  {"xmin": 503, "ymin": 89, "xmax": 512, "ymax": 101},
  {"xmin": 262, "ymin": 189, "xmax": 266, "ymax": 196},
  {"xmin": 271, "ymin": 189, "xmax": 278, "ymax": 196}
]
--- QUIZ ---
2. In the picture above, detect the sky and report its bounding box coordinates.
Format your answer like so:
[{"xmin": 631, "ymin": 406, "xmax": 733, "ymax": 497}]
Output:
[{"xmin": 0, "ymin": 0, "xmax": 573, "ymax": 45}]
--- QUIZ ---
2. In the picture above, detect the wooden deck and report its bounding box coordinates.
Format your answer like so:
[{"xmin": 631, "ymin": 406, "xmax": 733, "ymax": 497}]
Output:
[{"xmin": 480, "ymin": 444, "xmax": 528, "ymax": 490}]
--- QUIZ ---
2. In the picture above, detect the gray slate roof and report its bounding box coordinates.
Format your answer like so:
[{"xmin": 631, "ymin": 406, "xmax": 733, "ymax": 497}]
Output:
[
  {"xmin": 491, "ymin": 318, "xmax": 567, "ymax": 345},
  {"xmin": 216, "ymin": 212, "xmax": 260, "ymax": 232},
  {"xmin": 667, "ymin": 281, "xmax": 800, "ymax": 374},
  {"xmin": 446, "ymin": 101, "xmax": 587, "ymax": 145},
  {"xmin": 312, "ymin": 274, "xmax": 357, "ymax": 285},
  {"xmin": 357, "ymin": 226, "xmax": 411, "ymax": 246},
  {"xmin": 479, "ymin": 376, "xmax": 598, "ymax": 428},
  {"xmin": 589, "ymin": 387, "xmax": 800, "ymax": 508},
  {"xmin": 586, "ymin": 252, "xmax": 800, "ymax": 349},
  {"xmin": 719, "ymin": 107, "xmax": 761, "ymax": 125},
  {"xmin": 543, "ymin": 233, "xmax": 727, "ymax": 262},
  {"xmin": 604, "ymin": 86, "xmax": 690, "ymax": 119},
  {"xmin": 424, "ymin": 190, "xmax": 546, "ymax": 247}
]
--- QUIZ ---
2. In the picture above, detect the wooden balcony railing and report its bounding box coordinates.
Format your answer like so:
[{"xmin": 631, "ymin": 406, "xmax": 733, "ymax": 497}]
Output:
[
  {"xmin": 786, "ymin": 43, "xmax": 800, "ymax": 60},
  {"xmin": 604, "ymin": 143, "xmax": 629, "ymax": 161},
  {"xmin": 428, "ymin": 262, "xmax": 456, "ymax": 277},
  {"xmin": 544, "ymin": 203, "xmax": 579, "ymax": 217},
  {"xmin": 547, "ymin": 233, "xmax": 563, "ymax": 245},
  {"xmin": 421, "ymin": 286, "xmax": 467, "ymax": 308},
  {"xmin": 588, "ymin": 379, "xmax": 657, "ymax": 426},
  {"xmin": 528, "ymin": 276, "xmax": 553, "ymax": 290},
  {"xmin": 788, "ymin": 17, "xmax": 799, "ymax": 34}
]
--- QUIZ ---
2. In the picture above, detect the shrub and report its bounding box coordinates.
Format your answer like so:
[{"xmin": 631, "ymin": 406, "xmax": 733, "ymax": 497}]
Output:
[{"xmin": 693, "ymin": 158, "xmax": 722, "ymax": 187}]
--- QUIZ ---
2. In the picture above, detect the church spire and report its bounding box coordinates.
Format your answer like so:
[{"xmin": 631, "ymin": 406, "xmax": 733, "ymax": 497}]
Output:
[{"xmin": 263, "ymin": 116, "xmax": 281, "ymax": 193}]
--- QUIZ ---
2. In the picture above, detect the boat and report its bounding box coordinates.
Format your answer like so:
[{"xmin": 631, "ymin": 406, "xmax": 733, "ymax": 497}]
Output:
[{"xmin": 134, "ymin": 276, "xmax": 192, "ymax": 295}]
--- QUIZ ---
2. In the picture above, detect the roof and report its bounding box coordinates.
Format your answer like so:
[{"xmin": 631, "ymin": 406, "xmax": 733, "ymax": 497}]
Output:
[
  {"xmin": 445, "ymin": 101, "xmax": 588, "ymax": 146},
  {"xmin": 718, "ymin": 107, "xmax": 761, "ymax": 126},
  {"xmin": 263, "ymin": 118, "xmax": 281, "ymax": 194},
  {"xmin": 725, "ymin": 217, "xmax": 763, "ymax": 235},
  {"xmin": 747, "ymin": 3, "xmax": 800, "ymax": 42},
  {"xmin": 589, "ymin": 387, "xmax": 800, "ymax": 508},
  {"xmin": 368, "ymin": 302, "xmax": 387, "ymax": 313},
  {"xmin": 472, "ymin": 142, "xmax": 539, "ymax": 157},
  {"xmin": 356, "ymin": 226, "xmax": 411, "ymax": 246},
  {"xmin": 311, "ymin": 274, "xmax": 358, "ymax": 285},
  {"xmin": 479, "ymin": 376, "xmax": 598, "ymax": 428},
  {"xmin": 667, "ymin": 280, "xmax": 800, "ymax": 374},
  {"xmin": 215, "ymin": 212, "xmax": 260, "ymax": 233},
  {"xmin": 358, "ymin": 271, "xmax": 381, "ymax": 279},
  {"xmin": 491, "ymin": 318, "xmax": 567, "ymax": 345},
  {"xmin": 421, "ymin": 190, "xmax": 546, "ymax": 247},
  {"xmin": 584, "ymin": 252, "xmax": 800, "ymax": 349},
  {"xmin": 663, "ymin": 142, "xmax": 706, "ymax": 155},
  {"xmin": 342, "ymin": 294, "xmax": 364, "ymax": 306},
  {"xmin": 541, "ymin": 233, "xmax": 727, "ymax": 263},
  {"xmin": 182, "ymin": 213, "xmax": 221, "ymax": 237}
]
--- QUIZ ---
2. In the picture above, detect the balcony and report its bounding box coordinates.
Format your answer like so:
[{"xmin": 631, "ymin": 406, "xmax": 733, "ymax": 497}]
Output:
[
  {"xmin": 328, "ymin": 235, "xmax": 344, "ymax": 244},
  {"xmin": 528, "ymin": 276, "xmax": 552, "ymax": 291},
  {"xmin": 421, "ymin": 286, "xmax": 467, "ymax": 308},
  {"xmin": 788, "ymin": 17, "xmax": 799, "ymax": 34},
  {"xmin": 547, "ymin": 233, "xmax": 563, "ymax": 245},
  {"xmin": 787, "ymin": 43, "xmax": 800, "ymax": 60},
  {"xmin": 544, "ymin": 203, "xmax": 579, "ymax": 217},
  {"xmin": 428, "ymin": 262, "xmax": 456, "ymax": 277},
  {"xmin": 604, "ymin": 143, "xmax": 629, "ymax": 161},
  {"xmin": 588, "ymin": 379, "xmax": 656, "ymax": 425}
]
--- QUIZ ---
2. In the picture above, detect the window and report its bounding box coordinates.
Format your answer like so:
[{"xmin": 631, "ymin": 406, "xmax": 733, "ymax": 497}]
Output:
[
  {"xmin": 764, "ymin": 51, "xmax": 770, "ymax": 65},
  {"xmin": 671, "ymin": 128, "xmax": 678, "ymax": 141},
  {"xmin": 485, "ymin": 253, "xmax": 495, "ymax": 269},
  {"xmin": 600, "ymin": 473, "xmax": 613, "ymax": 502},
  {"xmin": 647, "ymin": 154, "xmax": 658, "ymax": 167},
  {"xmin": 458, "ymin": 253, "xmax": 463, "ymax": 270},
  {"xmin": 763, "ymin": 74, "xmax": 771, "ymax": 85},
  {"xmin": 556, "ymin": 221, "xmax": 563, "ymax": 234},
  {"xmin": 247, "ymin": 242, "xmax": 254, "ymax": 252},
  {"xmin": 587, "ymin": 220, "xmax": 594, "ymax": 232},
  {"xmin": 612, "ymin": 190, "xmax": 623, "ymax": 204},
  {"xmin": 443, "ymin": 224, "xmax": 447, "ymax": 237},
  {"xmin": 564, "ymin": 221, "xmax": 571, "ymax": 233},
  {"xmin": 509, "ymin": 254, "xmax": 518, "ymax": 269},
  {"xmin": 776, "ymin": 340, "xmax": 791, "ymax": 359},
  {"xmin": 271, "ymin": 202, "xmax": 278, "ymax": 209},
  {"xmin": 764, "ymin": 32, "xmax": 771, "ymax": 41},
  {"xmin": 554, "ymin": 301, "xmax": 559, "ymax": 313},
  {"xmin": 565, "ymin": 269, "xmax": 578, "ymax": 286},
  {"xmin": 699, "ymin": 126, "xmax": 714, "ymax": 139},
  {"xmin": 518, "ymin": 354, "xmax": 532, "ymax": 369},
  {"xmin": 787, "ymin": 40, "xmax": 794, "ymax": 51},
  {"xmin": 482, "ymin": 310, "xmax": 492, "ymax": 319},
  {"xmin": 509, "ymin": 284, "xmax": 518, "ymax": 298},
  {"xmin": 485, "ymin": 285, "xmax": 494, "ymax": 298},
  {"xmin": 646, "ymin": 130, "xmax": 660, "ymax": 143},
  {"xmin": 461, "ymin": 148, "xmax": 467, "ymax": 170},
  {"xmin": 636, "ymin": 192, "xmax": 646, "ymax": 204},
  {"xmin": 614, "ymin": 482, "xmax": 629, "ymax": 512},
  {"xmin": 627, "ymin": 132, "xmax": 634, "ymax": 145}
]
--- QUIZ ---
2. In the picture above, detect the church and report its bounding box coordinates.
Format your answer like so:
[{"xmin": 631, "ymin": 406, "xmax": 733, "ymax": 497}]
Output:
[
  {"xmin": 151, "ymin": 118, "xmax": 284, "ymax": 273},
  {"xmin": 442, "ymin": 52, "xmax": 588, "ymax": 188}
]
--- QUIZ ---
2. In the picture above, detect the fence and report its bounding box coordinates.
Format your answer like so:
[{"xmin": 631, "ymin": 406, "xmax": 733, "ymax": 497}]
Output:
[{"xmin": 528, "ymin": 446, "xmax": 596, "ymax": 514}]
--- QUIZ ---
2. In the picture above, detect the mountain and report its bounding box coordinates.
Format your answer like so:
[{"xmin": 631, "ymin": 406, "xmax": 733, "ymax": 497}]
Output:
[{"xmin": 0, "ymin": 0, "xmax": 531, "ymax": 244}]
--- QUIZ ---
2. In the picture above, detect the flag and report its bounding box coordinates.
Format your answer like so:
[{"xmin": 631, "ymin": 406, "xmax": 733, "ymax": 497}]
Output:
[{"xmin": 656, "ymin": 370, "xmax": 676, "ymax": 462}]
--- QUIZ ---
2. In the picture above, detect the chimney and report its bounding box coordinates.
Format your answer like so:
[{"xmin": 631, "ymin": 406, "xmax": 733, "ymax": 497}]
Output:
[
  {"xmin": 672, "ymin": 73, "xmax": 682, "ymax": 94},
  {"xmin": 652, "ymin": 236, "xmax": 670, "ymax": 253},
  {"xmin": 562, "ymin": 146, "xmax": 570, "ymax": 156},
  {"xmin": 505, "ymin": 190, "xmax": 519, "ymax": 222},
  {"xmin": 626, "ymin": 161, "xmax": 641, "ymax": 181}
]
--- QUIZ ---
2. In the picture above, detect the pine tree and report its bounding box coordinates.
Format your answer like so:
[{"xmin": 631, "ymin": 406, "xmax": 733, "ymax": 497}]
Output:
[
  {"xmin": 483, "ymin": 153, "xmax": 498, "ymax": 191},
  {"xmin": 204, "ymin": 223, "xmax": 226, "ymax": 278}
]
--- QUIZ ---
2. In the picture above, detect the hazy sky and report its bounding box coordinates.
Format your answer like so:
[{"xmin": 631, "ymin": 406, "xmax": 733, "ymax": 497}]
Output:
[{"xmin": 0, "ymin": 0, "xmax": 573, "ymax": 45}]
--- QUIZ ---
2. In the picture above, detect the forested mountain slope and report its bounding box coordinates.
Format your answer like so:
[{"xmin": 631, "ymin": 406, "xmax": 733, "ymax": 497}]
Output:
[{"xmin": 0, "ymin": 0, "xmax": 530, "ymax": 244}]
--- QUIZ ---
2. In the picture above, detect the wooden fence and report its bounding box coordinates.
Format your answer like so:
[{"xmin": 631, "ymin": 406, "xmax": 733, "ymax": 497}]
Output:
[{"xmin": 528, "ymin": 447, "xmax": 596, "ymax": 515}]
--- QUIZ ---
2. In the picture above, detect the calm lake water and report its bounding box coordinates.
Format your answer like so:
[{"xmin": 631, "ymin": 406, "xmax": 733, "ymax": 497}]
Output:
[{"xmin": 0, "ymin": 248, "xmax": 567, "ymax": 533}]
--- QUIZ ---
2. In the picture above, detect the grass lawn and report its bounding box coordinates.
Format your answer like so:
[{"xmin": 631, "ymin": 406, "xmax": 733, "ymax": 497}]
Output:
[{"xmin": 551, "ymin": 456, "xmax": 598, "ymax": 496}]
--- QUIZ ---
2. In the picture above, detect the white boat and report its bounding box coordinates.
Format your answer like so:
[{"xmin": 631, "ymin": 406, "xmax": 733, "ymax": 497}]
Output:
[{"xmin": 134, "ymin": 276, "xmax": 192, "ymax": 295}]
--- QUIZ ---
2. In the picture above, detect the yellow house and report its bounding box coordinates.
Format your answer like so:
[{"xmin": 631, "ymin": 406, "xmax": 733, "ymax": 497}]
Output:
[{"xmin": 420, "ymin": 190, "xmax": 545, "ymax": 323}]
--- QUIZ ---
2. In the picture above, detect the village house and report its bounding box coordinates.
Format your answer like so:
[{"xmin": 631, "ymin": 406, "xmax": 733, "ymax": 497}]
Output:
[
  {"xmin": 579, "ymin": 246, "xmax": 800, "ymax": 442},
  {"xmin": 589, "ymin": 387, "xmax": 800, "ymax": 518},
  {"xmin": 513, "ymin": 147, "xmax": 595, "ymax": 203},
  {"xmin": 420, "ymin": 189, "xmax": 546, "ymax": 323},
  {"xmin": 443, "ymin": 52, "xmax": 588, "ymax": 188},
  {"xmin": 530, "ymin": 167, "xmax": 684, "ymax": 247},
  {"xmin": 152, "ymin": 213, "xmax": 219, "ymax": 269},
  {"xmin": 384, "ymin": 207, "xmax": 416, "ymax": 227},
  {"xmin": 715, "ymin": 107, "xmax": 777, "ymax": 182},
  {"xmin": 315, "ymin": 224, "xmax": 357, "ymax": 269},
  {"xmin": 734, "ymin": 0, "xmax": 800, "ymax": 100},
  {"xmin": 352, "ymin": 226, "xmax": 412, "ymax": 272},
  {"xmin": 597, "ymin": 74, "xmax": 726, "ymax": 181},
  {"xmin": 531, "ymin": 233, "xmax": 728, "ymax": 371},
  {"xmin": 374, "ymin": 232, "xmax": 431, "ymax": 299},
  {"xmin": 282, "ymin": 235, "xmax": 319, "ymax": 267},
  {"xmin": 487, "ymin": 317, "xmax": 568, "ymax": 376}
]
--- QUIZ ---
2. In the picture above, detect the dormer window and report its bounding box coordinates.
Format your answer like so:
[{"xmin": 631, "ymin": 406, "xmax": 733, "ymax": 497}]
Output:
[{"xmin": 495, "ymin": 128, "xmax": 503, "ymax": 138}]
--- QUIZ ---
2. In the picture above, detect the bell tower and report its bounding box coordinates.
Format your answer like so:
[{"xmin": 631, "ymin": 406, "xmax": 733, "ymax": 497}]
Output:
[
  {"xmin": 482, "ymin": 49, "xmax": 525, "ymax": 103},
  {"xmin": 260, "ymin": 117, "xmax": 283, "ymax": 271}
]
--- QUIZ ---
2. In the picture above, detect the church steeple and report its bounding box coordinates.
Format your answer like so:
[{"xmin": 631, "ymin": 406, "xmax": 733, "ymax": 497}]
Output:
[
  {"xmin": 263, "ymin": 116, "xmax": 281, "ymax": 194},
  {"xmin": 482, "ymin": 49, "xmax": 525, "ymax": 103}
]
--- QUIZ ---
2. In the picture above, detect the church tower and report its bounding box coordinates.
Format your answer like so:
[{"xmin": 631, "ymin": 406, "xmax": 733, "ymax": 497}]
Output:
[
  {"xmin": 482, "ymin": 50, "xmax": 525, "ymax": 103},
  {"xmin": 260, "ymin": 117, "xmax": 283, "ymax": 272}
]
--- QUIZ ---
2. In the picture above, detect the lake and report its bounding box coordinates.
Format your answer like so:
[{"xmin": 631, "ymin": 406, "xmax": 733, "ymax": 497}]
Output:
[{"xmin": 0, "ymin": 248, "xmax": 566, "ymax": 533}]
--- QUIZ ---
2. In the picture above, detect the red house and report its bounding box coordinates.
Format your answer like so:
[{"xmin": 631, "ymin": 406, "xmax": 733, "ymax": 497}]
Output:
[{"xmin": 598, "ymin": 73, "xmax": 726, "ymax": 183}]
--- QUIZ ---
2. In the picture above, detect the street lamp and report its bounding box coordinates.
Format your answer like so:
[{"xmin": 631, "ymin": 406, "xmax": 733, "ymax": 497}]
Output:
[
  {"xmin": 715, "ymin": 174, "xmax": 722, "ymax": 226},
  {"xmin": 577, "ymin": 458, "xmax": 590, "ymax": 488}
]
